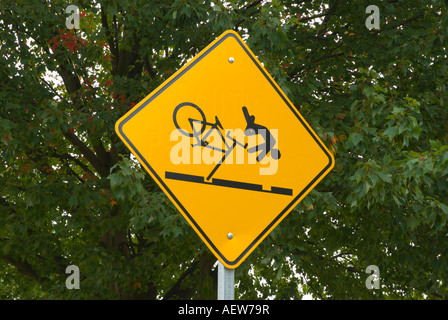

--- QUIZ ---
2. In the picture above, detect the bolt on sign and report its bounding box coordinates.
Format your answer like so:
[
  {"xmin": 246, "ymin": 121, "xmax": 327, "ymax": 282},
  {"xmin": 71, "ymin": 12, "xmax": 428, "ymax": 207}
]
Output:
[{"xmin": 115, "ymin": 30, "xmax": 334, "ymax": 269}]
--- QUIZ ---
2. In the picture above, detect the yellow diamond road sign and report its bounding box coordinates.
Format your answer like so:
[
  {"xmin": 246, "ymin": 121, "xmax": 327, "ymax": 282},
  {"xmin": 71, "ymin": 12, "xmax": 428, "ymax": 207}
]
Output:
[{"xmin": 115, "ymin": 30, "xmax": 334, "ymax": 269}]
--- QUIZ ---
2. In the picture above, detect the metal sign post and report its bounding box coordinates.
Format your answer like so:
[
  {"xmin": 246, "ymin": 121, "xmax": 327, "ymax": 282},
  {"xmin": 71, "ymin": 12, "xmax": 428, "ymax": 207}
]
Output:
[{"xmin": 217, "ymin": 261, "xmax": 234, "ymax": 300}]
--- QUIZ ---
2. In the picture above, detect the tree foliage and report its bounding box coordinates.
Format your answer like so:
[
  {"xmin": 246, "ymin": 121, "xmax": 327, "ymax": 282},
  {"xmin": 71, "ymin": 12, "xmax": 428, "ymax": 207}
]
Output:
[{"xmin": 1, "ymin": 0, "xmax": 447, "ymax": 299}]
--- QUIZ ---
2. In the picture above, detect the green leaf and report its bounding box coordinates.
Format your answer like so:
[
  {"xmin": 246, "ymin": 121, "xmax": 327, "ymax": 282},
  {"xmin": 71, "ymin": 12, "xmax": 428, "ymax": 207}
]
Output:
[
  {"xmin": 349, "ymin": 133, "xmax": 363, "ymax": 147},
  {"xmin": 276, "ymin": 267, "xmax": 283, "ymax": 280},
  {"xmin": 383, "ymin": 126, "xmax": 399, "ymax": 140},
  {"xmin": 363, "ymin": 179, "xmax": 372, "ymax": 194},
  {"xmin": 212, "ymin": 4, "xmax": 222, "ymax": 12},
  {"xmin": 407, "ymin": 215, "xmax": 419, "ymax": 230},
  {"xmin": 377, "ymin": 171, "xmax": 392, "ymax": 183},
  {"xmin": 68, "ymin": 194, "xmax": 78, "ymax": 208}
]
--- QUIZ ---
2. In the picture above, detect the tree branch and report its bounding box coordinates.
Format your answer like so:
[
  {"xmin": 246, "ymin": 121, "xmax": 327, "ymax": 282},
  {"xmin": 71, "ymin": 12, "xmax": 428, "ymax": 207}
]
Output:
[
  {"xmin": 63, "ymin": 130, "xmax": 109, "ymax": 177},
  {"xmin": 53, "ymin": 152, "xmax": 95, "ymax": 177},
  {"xmin": 3, "ymin": 256, "xmax": 50, "ymax": 285},
  {"xmin": 372, "ymin": 12, "xmax": 425, "ymax": 34},
  {"xmin": 101, "ymin": 4, "xmax": 119, "ymax": 59},
  {"xmin": 163, "ymin": 259, "xmax": 200, "ymax": 300},
  {"xmin": 234, "ymin": 0, "xmax": 263, "ymax": 29},
  {"xmin": 316, "ymin": 0, "xmax": 339, "ymax": 37}
]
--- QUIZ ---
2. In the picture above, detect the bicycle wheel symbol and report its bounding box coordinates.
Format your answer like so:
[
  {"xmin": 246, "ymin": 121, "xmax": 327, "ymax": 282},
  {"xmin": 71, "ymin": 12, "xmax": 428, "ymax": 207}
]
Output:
[{"xmin": 173, "ymin": 102, "xmax": 206, "ymax": 137}]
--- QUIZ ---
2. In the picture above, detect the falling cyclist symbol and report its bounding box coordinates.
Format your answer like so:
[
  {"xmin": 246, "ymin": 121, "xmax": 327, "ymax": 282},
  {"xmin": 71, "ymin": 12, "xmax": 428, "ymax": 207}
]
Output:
[
  {"xmin": 242, "ymin": 106, "xmax": 281, "ymax": 162},
  {"xmin": 166, "ymin": 102, "xmax": 292, "ymax": 196}
]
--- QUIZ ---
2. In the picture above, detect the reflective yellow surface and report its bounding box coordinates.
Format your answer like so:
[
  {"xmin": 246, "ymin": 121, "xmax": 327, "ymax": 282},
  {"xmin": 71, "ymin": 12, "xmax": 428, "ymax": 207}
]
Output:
[{"xmin": 115, "ymin": 30, "xmax": 334, "ymax": 269}]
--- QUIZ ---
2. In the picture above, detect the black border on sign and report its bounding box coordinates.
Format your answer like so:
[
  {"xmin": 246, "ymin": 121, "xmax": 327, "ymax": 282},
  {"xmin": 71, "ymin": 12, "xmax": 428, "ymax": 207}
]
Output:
[{"xmin": 117, "ymin": 32, "xmax": 333, "ymax": 267}]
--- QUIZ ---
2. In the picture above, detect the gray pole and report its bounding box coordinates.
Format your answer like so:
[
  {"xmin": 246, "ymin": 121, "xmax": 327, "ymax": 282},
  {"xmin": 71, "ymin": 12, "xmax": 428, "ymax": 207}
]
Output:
[{"xmin": 217, "ymin": 261, "xmax": 234, "ymax": 300}]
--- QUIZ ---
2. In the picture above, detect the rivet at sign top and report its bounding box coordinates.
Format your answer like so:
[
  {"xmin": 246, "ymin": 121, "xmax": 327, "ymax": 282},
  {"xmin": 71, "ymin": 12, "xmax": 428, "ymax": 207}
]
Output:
[
  {"xmin": 228, "ymin": 57, "xmax": 234, "ymax": 63},
  {"xmin": 227, "ymin": 233, "xmax": 233, "ymax": 240}
]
